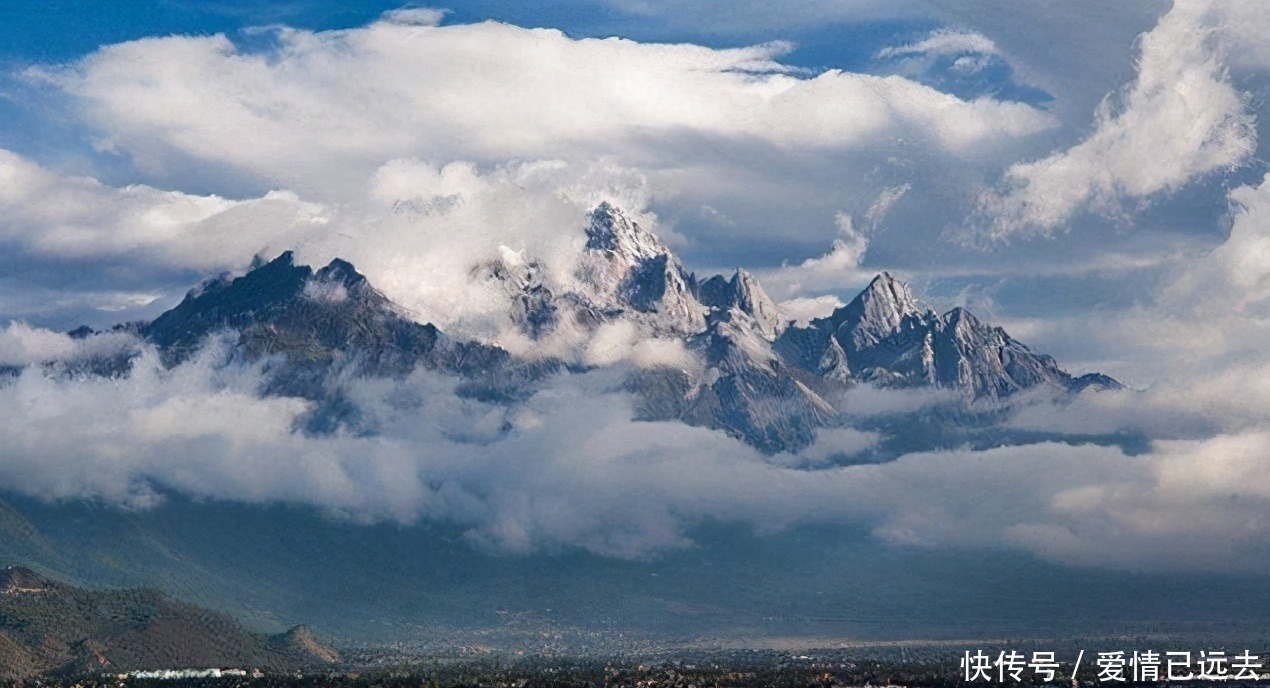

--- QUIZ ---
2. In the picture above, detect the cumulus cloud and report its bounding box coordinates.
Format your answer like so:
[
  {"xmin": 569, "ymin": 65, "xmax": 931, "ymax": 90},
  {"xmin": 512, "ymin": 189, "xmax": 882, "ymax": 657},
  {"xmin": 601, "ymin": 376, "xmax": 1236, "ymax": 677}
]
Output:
[
  {"xmin": 854, "ymin": 436, "xmax": 1270, "ymax": 572},
  {"xmin": 770, "ymin": 427, "xmax": 880, "ymax": 467},
  {"xmin": 0, "ymin": 147, "xmax": 662, "ymax": 342},
  {"xmin": 1021, "ymin": 171, "xmax": 1270, "ymax": 378},
  {"xmin": 32, "ymin": 13, "xmax": 1054, "ymax": 200},
  {"xmin": 1006, "ymin": 172, "xmax": 1270, "ymax": 437},
  {"xmin": 5, "ymin": 9, "xmax": 1119, "ymax": 337},
  {"xmin": 975, "ymin": 1, "xmax": 1257, "ymax": 239},
  {"xmin": 294, "ymin": 157, "xmax": 670, "ymax": 347},
  {"xmin": 0, "ymin": 148, "xmax": 326, "ymax": 270},
  {"xmin": 979, "ymin": 171, "xmax": 1270, "ymax": 574},
  {"xmin": 378, "ymin": 7, "xmax": 449, "ymax": 27},
  {"xmin": 583, "ymin": 321, "xmax": 699, "ymax": 370},
  {"xmin": 757, "ymin": 184, "xmax": 917, "ymax": 303},
  {"xmin": 1164, "ymin": 173, "xmax": 1270, "ymax": 322}
]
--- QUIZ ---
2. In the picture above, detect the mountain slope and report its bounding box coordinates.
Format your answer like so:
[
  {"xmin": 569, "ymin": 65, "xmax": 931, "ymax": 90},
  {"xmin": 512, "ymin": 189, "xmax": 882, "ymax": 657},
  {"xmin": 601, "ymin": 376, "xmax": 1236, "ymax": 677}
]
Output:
[
  {"xmin": 682, "ymin": 310, "xmax": 833, "ymax": 452},
  {"xmin": 0, "ymin": 566, "xmax": 337, "ymax": 679}
]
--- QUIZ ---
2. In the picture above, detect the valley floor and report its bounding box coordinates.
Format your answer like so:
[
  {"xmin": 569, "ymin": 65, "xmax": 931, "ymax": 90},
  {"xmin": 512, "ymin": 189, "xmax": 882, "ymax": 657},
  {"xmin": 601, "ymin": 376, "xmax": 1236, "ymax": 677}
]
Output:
[{"xmin": 10, "ymin": 648, "xmax": 1270, "ymax": 688}]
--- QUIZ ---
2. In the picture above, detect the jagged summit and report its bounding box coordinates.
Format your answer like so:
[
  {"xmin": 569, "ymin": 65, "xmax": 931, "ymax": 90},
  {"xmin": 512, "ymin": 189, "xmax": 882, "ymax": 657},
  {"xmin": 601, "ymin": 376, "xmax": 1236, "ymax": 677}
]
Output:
[
  {"xmin": 313, "ymin": 257, "xmax": 368, "ymax": 287},
  {"xmin": 144, "ymin": 251, "xmax": 313, "ymax": 359},
  {"xmin": 830, "ymin": 271, "xmax": 924, "ymax": 352},
  {"xmin": 573, "ymin": 204, "xmax": 707, "ymax": 335},
  {"xmin": 696, "ymin": 269, "xmax": 784, "ymax": 340},
  {"xmin": 816, "ymin": 336, "xmax": 852, "ymax": 383},
  {"xmin": 59, "ymin": 208, "xmax": 1117, "ymax": 454},
  {"xmin": 585, "ymin": 201, "xmax": 669, "ymax": 263},
  {"xmin": 671, "ymin": 310, "xmax": 834, "ymax": 453},
  {"xmin": 482, "ymin": 202, "xmax": 707, "ymax": 340},
  {"xmin": 775, "ymin": 272, "xmax": 1118, "ymax": 401},
  {"xmin": 141, "ymin": 251, "xmax": 515, "ymax": 405},
  {"xmin": 485, "ymin": 203, "xmax": 793, "ymax": 342},
  {"xmin": 693, "ymin": 308, "xmax": 779, "ymax": 375}
]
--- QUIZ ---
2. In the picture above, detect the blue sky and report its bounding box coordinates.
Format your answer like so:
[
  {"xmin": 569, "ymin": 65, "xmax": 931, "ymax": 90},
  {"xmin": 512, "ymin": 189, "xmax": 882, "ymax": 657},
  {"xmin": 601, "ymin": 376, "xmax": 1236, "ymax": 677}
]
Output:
[
  {"xmin": 0, "ymin": 1, "xmax": 927, "ymax": 70},
  {"xmin": 0, "ymin": 1, "xmax": 1269, "ymax": 575}
]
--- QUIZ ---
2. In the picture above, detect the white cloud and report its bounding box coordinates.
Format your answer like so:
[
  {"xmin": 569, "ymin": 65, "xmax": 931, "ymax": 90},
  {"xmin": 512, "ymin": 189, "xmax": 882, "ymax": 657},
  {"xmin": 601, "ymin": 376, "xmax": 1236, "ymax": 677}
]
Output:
[
  {"xmin": 775, "ymin": 295, "xmax": 842, "ymax": 327},
  {"xmin": 34, "ymin": 17, "xmax": 1055, "ymax": 200},
  {"xmin": 757, "ymin": 212, "xmax": 873, "ymax": 300},
  {"xmin": 583, "ymin": 321, "xmax": 699, "ymax": 370},
  {"xmin": 0, "ymin": 148, "xmax": 663, "ymax": 344},
  {"xmin": 378, "ymin": 7, "xmax": 448, "ymax": 27},
  {"xmin": 0, "ymin": 322, "xmax": 77, "ymax": 366},
  {"xmin": 875, "ymin": 29, "xmax": 999, "ymax": 60},
  {"xmin": 863, "ymin": 183, "xmax": 911, "ymax": 230},
  {"xmin": 293, "ymin": 157, "xmax": 670, "ymax": 347},
  {"xmin": 772, "ymin": 427, "xmax": 880, "ymax": 467},
  {"xmin": 0, "ymin": 149, "xmax": 325, "ymax": 270},
  {"xmin": 1004, "ymin": 172, "xmax": 1270, "ymax": 437},
  {"xmin": 980, "ymin": 173, "xmax": 1270, "ymax": 570},
  {"xmin": 1164, "ymin": 173, "xmax": 1270, "ymax": 321},
  {"xmin": 756, "ymin": 184, "xmax": 919, "ymax": 303},
  {"xmin": 853, "ymin": 435, "xmax": 1270, "ymax": 572},
  {"xmin": 1013, "ymin": 171, "xmax": 1270, "ymax": 382},
  {"xmin": 975, "ymin": 1, "xmax": 1257, "ymax": 239}
]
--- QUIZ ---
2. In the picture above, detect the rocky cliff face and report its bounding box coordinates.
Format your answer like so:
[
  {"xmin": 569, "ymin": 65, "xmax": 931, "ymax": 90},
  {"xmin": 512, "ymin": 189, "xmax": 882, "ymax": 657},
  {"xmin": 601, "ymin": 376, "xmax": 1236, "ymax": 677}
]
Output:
[
  {"xmin": 141, "ymin": 251, "xmax": 535, "ymax": 405},
  {"xmin": 774, "ymin": 272, "xmax": 1118, "ymax": 401},
  {"xmin": 47, "ymin": 202, "xmax": 1115, "ymax": 454}
]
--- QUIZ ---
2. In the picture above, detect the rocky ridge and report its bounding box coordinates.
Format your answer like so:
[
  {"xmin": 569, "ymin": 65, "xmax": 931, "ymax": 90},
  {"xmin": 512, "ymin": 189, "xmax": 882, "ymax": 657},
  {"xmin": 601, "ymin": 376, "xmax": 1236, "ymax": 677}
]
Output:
[{"xmin": 49, "ymin": 203, "xmax": 1117, "ymax": 453}]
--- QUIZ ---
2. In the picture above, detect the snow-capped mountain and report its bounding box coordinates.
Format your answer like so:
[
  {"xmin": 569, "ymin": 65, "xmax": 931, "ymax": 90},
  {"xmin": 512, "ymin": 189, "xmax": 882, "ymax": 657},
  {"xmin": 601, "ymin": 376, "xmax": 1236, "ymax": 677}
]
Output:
[
  {"xmin": 696, "ymin": 269, "xmax": 785, "ymax": 340},
  {"xmin": 59, "ymin": 202, "xmax": 1116, "ymax": 453},
  {"xmin": 774, "ymin": 272, "xmax": 1119, "ymax": 400},
  {"xmin": 477, "ymin": 201, "xmax": 709, "ymax": 340}
]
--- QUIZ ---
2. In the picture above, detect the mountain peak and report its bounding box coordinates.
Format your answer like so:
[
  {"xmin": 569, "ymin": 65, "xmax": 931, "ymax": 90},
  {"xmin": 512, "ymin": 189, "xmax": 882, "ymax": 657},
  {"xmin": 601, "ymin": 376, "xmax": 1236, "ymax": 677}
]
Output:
[
  {"xmin": 314, "ymin": 258, "xmax": 368, "ymax": 287},
  {"xmin": 832, "ymin": 271, "xmax": 923, "ymax": 352},
  {"xmin": 816, "ymin": 336, "xmax": 852, "ymax": 382},
  {"xmin": 729, "ymin": 269, "xmax": 783, "ymax": 339},
  {"xmin": 585, "ymin": 202, "xmax": 667, "ymax": 263},
  {"xmin": 862, "ymin": 271, "xmax": 917, "ymax": 308},
  {"xmin": 575, "ymin": 203, "xmax": 705, "ymax": 335},
  {"xmin": 141, "ymin": 250, "xmax": 448, "ymax": 377},
  {"xmin": 693, "ymin": 270, "xmax": 783, "ymax": 339},
  {"xmin": 942, "ymin": 306, "xmax": 981, "ymax": 329}
]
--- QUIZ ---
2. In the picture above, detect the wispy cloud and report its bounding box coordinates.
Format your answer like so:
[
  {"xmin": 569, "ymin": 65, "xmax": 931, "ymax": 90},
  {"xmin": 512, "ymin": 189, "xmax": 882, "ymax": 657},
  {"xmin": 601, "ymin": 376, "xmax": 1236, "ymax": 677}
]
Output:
[{"xmin": 875, "ymin": 29, "xmax": 999, "ymax": 60}]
